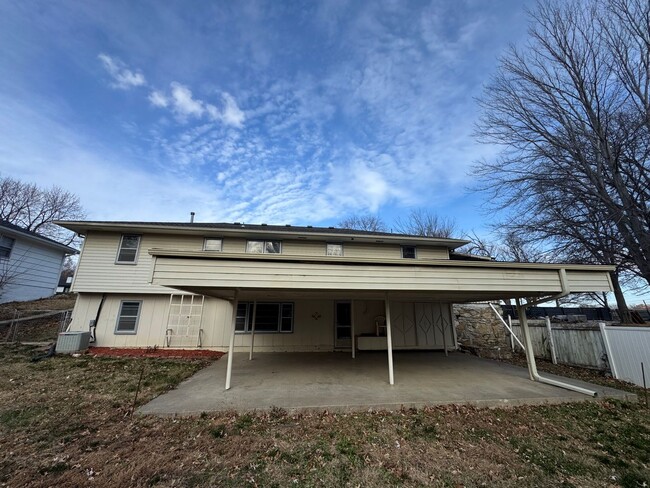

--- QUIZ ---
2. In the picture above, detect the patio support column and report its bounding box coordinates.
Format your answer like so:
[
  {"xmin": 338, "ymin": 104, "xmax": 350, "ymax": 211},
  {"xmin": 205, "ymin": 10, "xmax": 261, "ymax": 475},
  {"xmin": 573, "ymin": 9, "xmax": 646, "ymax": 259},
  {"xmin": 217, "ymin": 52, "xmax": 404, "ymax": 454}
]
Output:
[
  {"xmin": 516, "ymin": 298, "xmax": 538, "ymax": 381},
  {"xmin": 385, "ymin": 294, "xmax": 394, "ymax": 385},
  {"xmin": 351, "ymin": 300, "xmax": 355, "ymax": 359},
  {"xmin": 225, "ymin": 290, "xmax": 239, "ymax": 390},
  {"xmin": 249, "ymin": 301, "xmax": 257, "ymax": 360}
]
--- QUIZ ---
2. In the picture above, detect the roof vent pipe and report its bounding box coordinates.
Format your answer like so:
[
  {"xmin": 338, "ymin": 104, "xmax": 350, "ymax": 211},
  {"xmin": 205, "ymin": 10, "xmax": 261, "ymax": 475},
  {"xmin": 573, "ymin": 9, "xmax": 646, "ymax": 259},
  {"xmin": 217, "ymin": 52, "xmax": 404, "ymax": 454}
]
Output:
[{"xmin": 190, "ymin": 212, "xmax": 195, "ymax": 223}]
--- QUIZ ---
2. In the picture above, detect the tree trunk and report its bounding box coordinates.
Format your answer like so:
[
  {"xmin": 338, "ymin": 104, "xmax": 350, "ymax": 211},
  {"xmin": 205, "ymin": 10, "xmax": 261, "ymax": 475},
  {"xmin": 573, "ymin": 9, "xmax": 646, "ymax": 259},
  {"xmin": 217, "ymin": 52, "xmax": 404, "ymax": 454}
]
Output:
[{"xmin": 609, "ymin": 271, "xmax": 631, "ymax": 324}]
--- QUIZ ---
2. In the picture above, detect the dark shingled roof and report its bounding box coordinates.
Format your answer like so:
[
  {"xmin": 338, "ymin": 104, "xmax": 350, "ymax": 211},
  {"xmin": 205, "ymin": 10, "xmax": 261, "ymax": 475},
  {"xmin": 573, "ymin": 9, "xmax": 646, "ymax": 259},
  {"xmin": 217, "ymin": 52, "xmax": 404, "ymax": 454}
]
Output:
[
  {"xmin": 0, "ymin": 220, "xmax": 78, "ymax": 253},
  {"xmin": 57, "ymin": 220, "xmax": 468, "ymax": 242}
]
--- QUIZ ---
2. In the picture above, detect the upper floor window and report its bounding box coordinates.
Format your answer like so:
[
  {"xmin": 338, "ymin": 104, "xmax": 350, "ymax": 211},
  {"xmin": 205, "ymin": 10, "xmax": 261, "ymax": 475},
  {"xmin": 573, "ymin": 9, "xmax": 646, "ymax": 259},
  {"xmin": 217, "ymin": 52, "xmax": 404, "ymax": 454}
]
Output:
[
  {"xmin": 203, "ymin": 238, "xmax": 223, "ymax": 251},
  {"xmin": 115, "ymin": 300, "xmax": 142, "ymax": 334},
  {"xmin": 0, "ymin": 235, "xmax": 15, "ymax": 259},
  {"xmin": 116, "ymin": 234, "xmax": 141, "ymax": 264},
  {"xmin": 401, "ymin": 246, "xmax": 417, "ymax": 259},
  {"xmin": 246, "ymin": 240, "xmax": 281, "ymax": 254},
  {"xmin": 326, "ymin": 243, "xmax": 343, "ymax": 256}
]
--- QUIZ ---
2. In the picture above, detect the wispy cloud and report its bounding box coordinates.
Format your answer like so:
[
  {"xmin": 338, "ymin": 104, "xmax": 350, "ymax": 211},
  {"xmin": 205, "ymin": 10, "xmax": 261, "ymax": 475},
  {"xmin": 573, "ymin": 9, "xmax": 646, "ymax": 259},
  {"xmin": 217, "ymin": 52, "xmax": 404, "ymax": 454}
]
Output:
[
  {"xmin": 97, "ymin": 53, "xmax": 146, "ymax": 89},
  {"xmin": 148, "ymin": 83, "xmax": 245, "ymax": 127}
]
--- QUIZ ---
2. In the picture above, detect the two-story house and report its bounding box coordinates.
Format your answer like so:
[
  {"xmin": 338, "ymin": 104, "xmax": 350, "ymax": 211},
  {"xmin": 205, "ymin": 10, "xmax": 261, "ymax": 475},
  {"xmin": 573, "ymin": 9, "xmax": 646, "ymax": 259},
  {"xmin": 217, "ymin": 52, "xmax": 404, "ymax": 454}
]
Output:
[
  {"xmin": 0, "ymin": 221, "xmax": 77, "ymax": 304},
  {"xmin": 57, "ymin": 220, "xmax": 614, "ymax": 388}
]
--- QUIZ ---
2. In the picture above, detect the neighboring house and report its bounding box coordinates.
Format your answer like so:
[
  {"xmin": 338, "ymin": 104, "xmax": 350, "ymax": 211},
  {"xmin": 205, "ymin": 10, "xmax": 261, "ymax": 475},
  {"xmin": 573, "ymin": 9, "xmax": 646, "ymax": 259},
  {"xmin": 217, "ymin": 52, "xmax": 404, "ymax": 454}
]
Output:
[
  {"xmin": 0, "ymin": 221, "xmax": 77, "ymax": 304},
  {"xmin": 56, "ymin": 275, "xmax": 74, "ymax": 294},
  {"xmin": 58, "ymin": 220, "xmax": 614, "ymax": 352}
]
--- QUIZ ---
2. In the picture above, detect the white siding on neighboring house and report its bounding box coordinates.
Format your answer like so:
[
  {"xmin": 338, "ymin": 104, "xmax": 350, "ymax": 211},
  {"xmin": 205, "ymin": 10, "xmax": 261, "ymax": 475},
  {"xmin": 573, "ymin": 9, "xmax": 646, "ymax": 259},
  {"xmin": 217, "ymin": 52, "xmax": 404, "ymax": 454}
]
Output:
[{"xmin": 0, "ymin": 238, "xmax": 66, "ymax": 304}]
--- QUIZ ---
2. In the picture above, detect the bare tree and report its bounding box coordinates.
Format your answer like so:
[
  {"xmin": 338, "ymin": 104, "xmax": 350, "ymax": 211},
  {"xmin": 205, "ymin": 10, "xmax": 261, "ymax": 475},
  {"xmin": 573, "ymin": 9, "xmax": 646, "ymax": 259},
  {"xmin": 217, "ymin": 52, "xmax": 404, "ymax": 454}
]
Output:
[
  {"xmin": 338, "ymin": 214, "xmax": 386, "ymax": 232},
  {"xmin": 393, "ymin": 209, "xmax": 458, "ymax": 238},
  {"xmin": 462, "ymin": 230, "xmax": 551, "ymax": 263},
  {"xmin": 0, "ymin": 176, "xmax": 85, "ymax": 245},
  {"xmin": 473, "ymin": 0, "xmax": 650, "ymax": 316}
]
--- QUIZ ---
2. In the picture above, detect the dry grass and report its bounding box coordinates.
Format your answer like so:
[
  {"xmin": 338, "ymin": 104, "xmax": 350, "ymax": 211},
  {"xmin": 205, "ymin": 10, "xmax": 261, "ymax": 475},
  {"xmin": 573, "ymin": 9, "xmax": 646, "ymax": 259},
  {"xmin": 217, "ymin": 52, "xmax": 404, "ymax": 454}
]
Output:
[
  {"xmin": 0, "ymin": 294, "xmax": 77, "ymax": 321},
  {"xmin": 0, "ymin": 344, "xmax": 648, "ymax": 487}
]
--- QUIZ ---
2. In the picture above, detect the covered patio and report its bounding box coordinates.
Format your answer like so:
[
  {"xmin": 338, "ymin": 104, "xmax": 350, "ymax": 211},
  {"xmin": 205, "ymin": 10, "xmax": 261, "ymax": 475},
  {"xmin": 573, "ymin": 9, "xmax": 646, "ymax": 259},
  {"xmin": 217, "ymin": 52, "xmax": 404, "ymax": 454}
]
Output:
[
  {"xmin": 149, "ymin": 250, "xmax": 616, "ymax": 396},
  {"xmin": 138, "ymin": 351, "xmax": 632, "ymax": 415}
]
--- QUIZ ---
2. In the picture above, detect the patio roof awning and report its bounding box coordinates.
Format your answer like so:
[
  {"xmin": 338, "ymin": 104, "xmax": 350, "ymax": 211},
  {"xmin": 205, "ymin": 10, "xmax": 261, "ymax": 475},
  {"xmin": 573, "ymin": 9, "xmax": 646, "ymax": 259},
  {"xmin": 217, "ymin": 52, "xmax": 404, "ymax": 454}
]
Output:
[{"xmin": 148, "ymin": 249, "xmax": 614, "ymax": 303}]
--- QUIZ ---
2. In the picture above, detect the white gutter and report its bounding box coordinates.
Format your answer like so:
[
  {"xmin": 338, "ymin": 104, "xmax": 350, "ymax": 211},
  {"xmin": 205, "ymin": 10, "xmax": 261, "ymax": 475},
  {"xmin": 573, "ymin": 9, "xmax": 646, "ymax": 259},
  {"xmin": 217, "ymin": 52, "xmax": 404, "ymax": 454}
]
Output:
[{"xmin": 516, "ymin": 269, "xmax": 597, "ymax": 397}]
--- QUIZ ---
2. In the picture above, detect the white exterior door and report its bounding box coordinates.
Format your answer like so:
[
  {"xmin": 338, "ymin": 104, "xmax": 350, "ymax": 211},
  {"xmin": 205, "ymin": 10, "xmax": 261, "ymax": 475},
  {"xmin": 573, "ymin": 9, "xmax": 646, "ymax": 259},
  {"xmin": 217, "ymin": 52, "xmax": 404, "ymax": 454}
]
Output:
[{"xmin": 165, "ymin": 294, "xmax": 205, "ymax": 347}]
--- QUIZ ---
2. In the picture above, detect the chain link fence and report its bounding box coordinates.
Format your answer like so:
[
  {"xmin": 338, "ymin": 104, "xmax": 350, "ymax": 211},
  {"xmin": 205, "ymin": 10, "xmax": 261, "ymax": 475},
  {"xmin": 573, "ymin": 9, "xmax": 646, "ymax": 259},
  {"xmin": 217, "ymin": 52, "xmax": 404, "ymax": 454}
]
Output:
[{"xmin": 0, "ymin": 309, "xmax": 72, "ymax": 343}]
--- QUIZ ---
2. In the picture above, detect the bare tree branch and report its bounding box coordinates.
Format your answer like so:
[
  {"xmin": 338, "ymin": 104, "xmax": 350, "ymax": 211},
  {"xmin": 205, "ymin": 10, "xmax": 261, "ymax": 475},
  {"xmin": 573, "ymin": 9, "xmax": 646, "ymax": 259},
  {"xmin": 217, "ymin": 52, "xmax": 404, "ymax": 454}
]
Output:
[{"xmin": 0, "ymin": 176, "xmax": 85, "ymax": 245}]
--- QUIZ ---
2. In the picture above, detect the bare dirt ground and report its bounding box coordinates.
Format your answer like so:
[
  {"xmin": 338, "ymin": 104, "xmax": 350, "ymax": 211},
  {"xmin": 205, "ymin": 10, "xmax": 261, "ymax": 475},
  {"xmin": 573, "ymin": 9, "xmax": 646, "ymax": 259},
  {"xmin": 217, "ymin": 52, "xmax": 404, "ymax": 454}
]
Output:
[
  {"xmin": 0, "ymin": 294, "xmax": 77, "ymax": 321},
  {"xmin": 89, "ymin": 347, "xmax": 224, "ymax": 359},
  {"xmin": 0, "ymin": 344, "xmax": 648, "ymax": 488}
]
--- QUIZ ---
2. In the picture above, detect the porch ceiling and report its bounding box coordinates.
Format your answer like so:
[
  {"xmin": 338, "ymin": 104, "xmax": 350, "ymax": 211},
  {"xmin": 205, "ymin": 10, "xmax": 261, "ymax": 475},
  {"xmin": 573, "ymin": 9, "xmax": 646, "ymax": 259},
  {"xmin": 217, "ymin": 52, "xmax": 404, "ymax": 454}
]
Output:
[{"xmin": 162, "ymin": 286, "xmax": 549, "ymax": 303}]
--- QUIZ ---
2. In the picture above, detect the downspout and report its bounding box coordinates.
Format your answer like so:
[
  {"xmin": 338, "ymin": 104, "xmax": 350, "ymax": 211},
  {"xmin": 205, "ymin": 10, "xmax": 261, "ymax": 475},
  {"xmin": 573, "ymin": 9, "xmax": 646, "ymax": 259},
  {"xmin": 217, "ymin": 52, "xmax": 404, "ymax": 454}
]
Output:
[
  {"xmin": 517, "ymin": 269, "xmax": 597, "ymax": 397},
  {"xmin": 89, "ymin": 293, "xmax": 105, "ymax": 343}
]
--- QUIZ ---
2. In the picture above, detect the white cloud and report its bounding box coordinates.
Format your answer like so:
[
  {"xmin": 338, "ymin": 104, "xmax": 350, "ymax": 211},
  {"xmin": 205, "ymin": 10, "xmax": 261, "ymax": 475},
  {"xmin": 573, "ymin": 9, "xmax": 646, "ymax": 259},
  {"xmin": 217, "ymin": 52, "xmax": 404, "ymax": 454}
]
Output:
[
  {"xmin": 97, "ymin": 53, "xmax": 146, "ymax": 89},
  {"xmin": 149, "ymin": 83, "xmax": 246, "ymax": 128},
  {"xmin": 0, "ymin": 94, "xmax": 225, "ymax": 222},
  {"xmin": 169, "ymin": 82, "xmax": 205, "ymax": 118},
  {"xmin": 148, "ymin": 90, "xmax": 169, "ymax": 108},
  {"xmin": 220, "ymin": 93, "xmax": 245, "ymax": 127}
]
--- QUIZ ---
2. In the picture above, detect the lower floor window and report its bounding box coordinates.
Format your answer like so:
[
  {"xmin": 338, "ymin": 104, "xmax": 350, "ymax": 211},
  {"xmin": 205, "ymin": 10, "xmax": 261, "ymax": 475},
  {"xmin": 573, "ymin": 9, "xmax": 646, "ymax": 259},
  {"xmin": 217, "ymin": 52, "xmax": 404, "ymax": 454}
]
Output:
[
  {"xmin": 236, "ymin": 302, "xmax": 293, "ymax": 333},
  {"xmin": 115, "ymin": 300, "xmax": 142, "ymax": 334}
]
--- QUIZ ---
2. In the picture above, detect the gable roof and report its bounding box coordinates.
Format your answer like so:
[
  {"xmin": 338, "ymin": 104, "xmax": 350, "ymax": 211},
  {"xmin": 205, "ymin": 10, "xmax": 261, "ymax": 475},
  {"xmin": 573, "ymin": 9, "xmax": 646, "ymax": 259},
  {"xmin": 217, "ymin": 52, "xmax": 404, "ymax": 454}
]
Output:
[
  {"xmin": 0, "ymin": 221, "xmax": 78, "ymax": 254},
  {"xmin": 54, "ymin": 220, "xmax": 470, "ymax": 249}
]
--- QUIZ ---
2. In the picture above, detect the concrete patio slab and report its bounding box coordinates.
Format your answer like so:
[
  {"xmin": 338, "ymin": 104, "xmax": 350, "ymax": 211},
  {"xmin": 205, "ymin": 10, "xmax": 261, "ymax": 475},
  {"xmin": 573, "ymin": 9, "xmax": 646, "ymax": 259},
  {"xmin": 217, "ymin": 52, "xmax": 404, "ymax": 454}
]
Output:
[{"xmin": 138, "ymin": 351, "xmax": 635, "ymax": 416}]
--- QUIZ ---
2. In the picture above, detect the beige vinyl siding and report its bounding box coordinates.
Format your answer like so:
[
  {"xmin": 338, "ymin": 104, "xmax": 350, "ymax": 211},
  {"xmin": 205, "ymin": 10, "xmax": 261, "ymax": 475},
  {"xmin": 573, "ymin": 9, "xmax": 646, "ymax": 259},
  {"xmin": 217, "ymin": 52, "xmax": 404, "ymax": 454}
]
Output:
[
  {"xmin": 72, "ymin": 232, "xmax": 205, "ymax": 293},
  {"xmin": 564, "ymin": 270, "xmax": 614, "ymax": 293},
  {"xmin": 282, "ymin": 240, "xmax": 324, "ymax": 255},
  {"xmin": 73, "ymin": 232, "xmax": 453, "ymax": 294},
  {"xmin": 417, "ymin": 246, "xmax": 449, "ymax": 260},
  {"xmin": 69, "ymin": 293, "xmax": 336, "ymax": 351},
  {"xmin": 69, "ymin": 293, "xmax": 455, "ymax": 351},
  {"xmin": 153, "ymin": 258, "xmax": 581, "ymax": 293},
  {"xmin": 222, "ymin": 237, "xmax": 247, "ymax": 253}
]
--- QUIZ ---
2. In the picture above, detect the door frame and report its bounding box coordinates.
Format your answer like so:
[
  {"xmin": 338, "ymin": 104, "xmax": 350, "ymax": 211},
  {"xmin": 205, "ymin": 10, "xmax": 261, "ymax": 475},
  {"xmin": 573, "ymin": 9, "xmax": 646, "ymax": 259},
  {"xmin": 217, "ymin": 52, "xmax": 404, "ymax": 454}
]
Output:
[{"xmin": 334, "ymin": 300, "xmax": 352, "ymax": 349}]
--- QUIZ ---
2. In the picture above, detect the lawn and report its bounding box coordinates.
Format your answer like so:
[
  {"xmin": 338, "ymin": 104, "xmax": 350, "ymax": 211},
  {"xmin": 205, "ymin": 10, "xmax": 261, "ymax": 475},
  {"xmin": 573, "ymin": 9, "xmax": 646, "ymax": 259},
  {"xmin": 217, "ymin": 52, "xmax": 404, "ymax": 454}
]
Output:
[{"xmin": 0, "ymin": 344, "xmax": 648, "ymax": 487}]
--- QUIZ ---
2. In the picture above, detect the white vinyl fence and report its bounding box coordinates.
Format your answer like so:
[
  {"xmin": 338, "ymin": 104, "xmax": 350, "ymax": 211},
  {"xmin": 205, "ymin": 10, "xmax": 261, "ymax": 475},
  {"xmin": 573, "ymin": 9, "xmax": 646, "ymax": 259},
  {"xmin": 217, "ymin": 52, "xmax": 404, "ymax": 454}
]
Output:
[
  {"xmin": 600, "ymin": 325, "xmax": 650, "ymax": 388},
  {"xmin": 509, "ymin": 320, "xmax": 650, "ymax": 387},
  {"xmin": 510, "ymin": 322, "xmax": 608, "ymax": 370}
]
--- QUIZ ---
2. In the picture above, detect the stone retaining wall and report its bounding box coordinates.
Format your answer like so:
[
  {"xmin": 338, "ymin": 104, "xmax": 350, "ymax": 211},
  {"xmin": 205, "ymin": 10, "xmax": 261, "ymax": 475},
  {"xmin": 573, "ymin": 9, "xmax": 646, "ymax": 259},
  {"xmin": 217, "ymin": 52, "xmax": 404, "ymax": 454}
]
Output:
[{"xmin": 453, "ymin": 303, "xmax": 512, "ymax": 359}]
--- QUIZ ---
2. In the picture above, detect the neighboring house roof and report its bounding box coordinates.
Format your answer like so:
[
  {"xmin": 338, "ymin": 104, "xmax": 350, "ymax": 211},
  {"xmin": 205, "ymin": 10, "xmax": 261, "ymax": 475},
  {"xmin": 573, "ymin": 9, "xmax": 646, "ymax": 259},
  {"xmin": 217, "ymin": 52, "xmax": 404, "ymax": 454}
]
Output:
[
  {"xmin": 55, "ymin": 220, "xmax": 471, "ymax": 249},
  {"xmin": 0, "ymin": 221, "xmax": 78, "ymax": 254}
]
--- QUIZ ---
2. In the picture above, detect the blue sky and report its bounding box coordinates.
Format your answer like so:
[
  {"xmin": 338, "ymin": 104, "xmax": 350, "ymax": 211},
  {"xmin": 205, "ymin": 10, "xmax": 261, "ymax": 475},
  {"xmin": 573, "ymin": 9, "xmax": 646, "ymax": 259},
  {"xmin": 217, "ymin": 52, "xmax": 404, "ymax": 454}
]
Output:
[{"xmin": 0, "ymin": 0, "xmax": 532, "ymax": 231}]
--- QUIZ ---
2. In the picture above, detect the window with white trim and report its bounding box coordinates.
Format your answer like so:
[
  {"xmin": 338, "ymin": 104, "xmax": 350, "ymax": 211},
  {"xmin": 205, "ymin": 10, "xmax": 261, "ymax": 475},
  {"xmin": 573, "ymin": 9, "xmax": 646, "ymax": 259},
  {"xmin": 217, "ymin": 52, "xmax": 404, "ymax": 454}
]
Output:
[
  {"xmin": 246, "ymin": 240, "xmax": 281, "ymax": 254},
  {"xmin": 0, "ymin": 235, "xmax": 15, "ymax": 259},
  {"xmin": 203, "ymin": 238, "xmax": 223, "ymax": 251},
  {"xmin": 401, "ymin": 246, "xmax": 417, "ymax": 259},
  {"xmin": 115, "ymin": 301, "xmax": 142, "ymax": 334},
  {"xmin": 235, "ymin": 302, "xmax": 293, "ymax": 333},
  {"xmin": 326, "ymin": 243, "xmax": 343, "ymax": 256},
  {"xmin": 116, "ymin": 234, "xmax": 141, "ymax": 263}
]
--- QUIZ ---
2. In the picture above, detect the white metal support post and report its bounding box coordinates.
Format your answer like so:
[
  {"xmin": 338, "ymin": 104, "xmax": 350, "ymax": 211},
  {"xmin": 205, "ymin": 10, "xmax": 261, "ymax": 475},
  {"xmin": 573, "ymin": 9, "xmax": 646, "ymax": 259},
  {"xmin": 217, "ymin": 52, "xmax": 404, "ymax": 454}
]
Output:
[
  {"xmin": 385, "ymin": 294, "xmax": 394, "ymax": 385},
  {"xmin": 249, "ymin": 301, "xmax": 257, "ymax": 360},
  {"xmin": 516, "ymin": 298, "xmax": 539, "ymax": 381},
  {"xmin": 351, "ymin": 300, "xmax": 356, "ymax": 359},
  {"xmin": 225, "ymin": 290, "xmax": 239, "ymax": 390}
]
